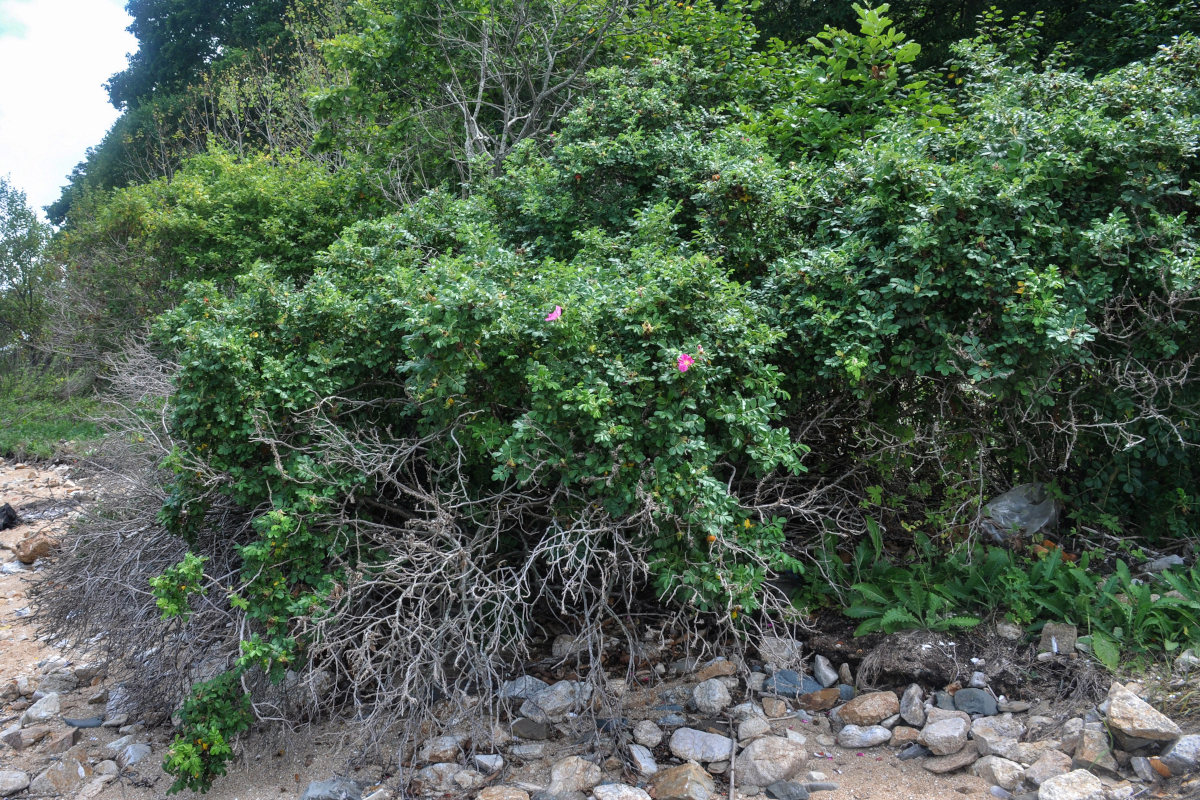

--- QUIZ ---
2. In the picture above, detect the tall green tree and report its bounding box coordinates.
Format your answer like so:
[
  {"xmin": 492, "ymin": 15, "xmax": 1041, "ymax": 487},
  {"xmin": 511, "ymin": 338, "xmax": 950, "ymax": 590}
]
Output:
[
  {"xmin": 107, "ymin": 0, "xmax": 292, "ymax": 109},
  {"xmin": 0, "ymin": 177, "xmax": 53, "ymax": 351}
]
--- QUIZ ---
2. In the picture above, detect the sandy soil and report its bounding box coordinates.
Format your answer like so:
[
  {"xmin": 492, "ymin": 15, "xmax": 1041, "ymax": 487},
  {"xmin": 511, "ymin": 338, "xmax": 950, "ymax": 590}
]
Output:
[{"xmin": 0, "ymin": 456, "xmax": 1187, "ymax": 800}]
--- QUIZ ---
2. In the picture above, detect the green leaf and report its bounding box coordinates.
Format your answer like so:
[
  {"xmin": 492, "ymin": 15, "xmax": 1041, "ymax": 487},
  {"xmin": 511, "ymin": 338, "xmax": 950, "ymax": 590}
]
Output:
[
  {"xmin": 844, "ymin": 603, "xmax": 884, "ymax": 619},
  {"xmin": 1091, "ymin": 631, "xmax": 1121, "ymax": 673},
  {"xmin": 880, "ymin": 607, "xmax": 920, "ymax": 632},
  {"xmin": 851, "ymin": 582, "xmax": 890, "ymax": 604}
]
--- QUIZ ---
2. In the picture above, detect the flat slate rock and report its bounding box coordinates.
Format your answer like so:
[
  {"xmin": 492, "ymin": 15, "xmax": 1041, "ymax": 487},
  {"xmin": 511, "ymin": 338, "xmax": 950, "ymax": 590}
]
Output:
[
  {"xmin": 763, "ymin": 670, "xmax": 823, "ymax": 698},
  {"xmin": 765, "ymin": 781, "xmax": 810, "ymax": 800},
  {"xmin": 897, "ymin": 743, "xmax": 931, "ymax": 761},
  {"xmin": 953, "ymin": 688, "xmax": 998, "ymax": 716}
]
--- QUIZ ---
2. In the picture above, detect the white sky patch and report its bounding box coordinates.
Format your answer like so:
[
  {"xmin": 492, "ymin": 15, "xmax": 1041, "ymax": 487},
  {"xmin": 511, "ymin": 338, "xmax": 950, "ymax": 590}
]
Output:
[{"xmin": 0, "ymin": 0, "xmax": 135, "ymax": 218}]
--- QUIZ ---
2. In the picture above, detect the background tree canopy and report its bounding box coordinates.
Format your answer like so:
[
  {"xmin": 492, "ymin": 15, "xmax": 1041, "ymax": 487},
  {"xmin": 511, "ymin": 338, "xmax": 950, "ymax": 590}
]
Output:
[{"xmin": 106, "ymin": 0, "xmax": 293, "ymax": 109}]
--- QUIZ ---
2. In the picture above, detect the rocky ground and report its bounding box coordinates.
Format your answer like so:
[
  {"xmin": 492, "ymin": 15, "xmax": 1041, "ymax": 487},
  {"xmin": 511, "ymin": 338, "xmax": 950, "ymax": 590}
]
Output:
[{"xmin": 1, "ymin": 457, "xmax": 1199, "ymax": 800}]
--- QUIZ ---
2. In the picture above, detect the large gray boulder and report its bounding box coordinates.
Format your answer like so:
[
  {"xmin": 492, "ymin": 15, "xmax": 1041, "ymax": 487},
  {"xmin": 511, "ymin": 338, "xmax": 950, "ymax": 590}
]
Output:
[{"xmin": 669, "ymin": 728, "xmax": 735, "ymax": 763}]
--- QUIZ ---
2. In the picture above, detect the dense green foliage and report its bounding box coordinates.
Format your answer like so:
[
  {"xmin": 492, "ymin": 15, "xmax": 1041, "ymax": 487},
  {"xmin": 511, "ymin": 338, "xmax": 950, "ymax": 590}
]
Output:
[
  {"xmin": 0, "ymin": 177, "xmax": 53, "ymax": 351},
  {"xmin": 107, "ymin": 0, "xmax": 292, "ymax": 109},
  {"xmin": 17, "ymin": 0, "xmax": 1200, "ymax": 792},
  {"xmin": 51, "ymin": 148, "xmax": 383, "ymax": 358},
  {"xmin": 799, "ymin": 526, "xmax": 1200, "ymax": 669}
]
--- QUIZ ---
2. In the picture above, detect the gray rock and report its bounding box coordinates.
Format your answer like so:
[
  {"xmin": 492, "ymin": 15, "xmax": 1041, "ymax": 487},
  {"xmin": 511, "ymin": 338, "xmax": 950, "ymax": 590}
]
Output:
[
  {"xmin": 954, "ymin": 688, "xmax": 998, "ymax": 716},
  {"xmin": 0, "ymin": 771, "xmax": 30, "ymax": 797},
  {"xmin": 410, "ymin": 764, "xmax": 462, "ymax": 794},
  {"xmin": 835, "ymin": 725, "xmax": 891, "ymax": 749},
  {"xmin": 838, "ymin": 663, "xmax": 854, "ymax": 685},
  {"xmin": 920, "ymin": 717, "xmax": 969, "ymax": 756},
  {"xmin": 1039, "ymin": 623, "xmax": 1078, "ymax": 655},
  {"xmin": 1159, "ymin": 734, "xmax": 1200, "ymax": 776},
  {"xmin": 520, "ymin": 680, "xmax": 592, "ymax": 723},
  {"xmin": 730, "ymin": 701, "xmax": 764, "ymax": 720},
  {"xmin": 669, "ymin": 728, "xmax": 734, "ymax": 763},
  {"xmin": 418, "ymin": 734, "xmax": 465, "ymax": 763},
  {"xmin": 669, "ymin": 658, "xmax": 700, "ymax": 677},
  {"xmin": 1058, "ymin": 718, "xmax": 1084, "ymax": 754},
  {"xmin": 634, "ymin": 720, "xmax": 663, "ymax": 748},
  {"xmin": 1175, "ymin": 648, "xmax": 1200, "ymax": 673},
  {"xmin": 548, "ymin": 756, "xmax": 602, "ymax": 795},
  {"xmin": 900, "ymin": 684, "xmax": 925, "ymax": 727},
  {"xmin": 453, "ymin": 768, "xmax": 486, "ymax": 791},
  {"xmin": 934, "ymin": 691, "xmax": 956, "ymax": 710},
  {"xmin": 1104, "ymin": 682, "xmax": 1181, "ymax": 741},
  {"xmin": 739, "ymin": 715, "xmax": 773, "ymax": 741},
  {"xmin": 1073, "ymin": 723, "xmax": 1119, "ymax": 776},
  {"xmin": 972, "ymin": 714, "xmax": 1027, "ymax": 756},
  {"xmin": 116, "ymin": 742, "xmax": 152, "ymax": 770},
  {"xmin": 973, "ymin": 756, "xmax": 1024, "ymax": 791},
  {"xmin": 658, "ymin": 713, "xmax": 688, "ymax": 728},
  {"xmin": 838, "ymin": 684, "xmax": 855, "ymax": 702},
  {"xmin": 996, "ymin": 622, "xmax": 1025, "ymax": 640},
  {"xmin": 512, "ymin": 717, "xmax": 551, "ymax": 740},
  {"xmin": 813, "ymin": 656, "xmax": 838, "ymax": 688},
  {"xmin": 300, "ymin": 777, "xmax": 363, "ymax": 800},
  {"xmin": 763, "ymin": 670, "xmax": 823, "ymax": 698},
  {"xmin": 897, "ymin": 743, "xmax": 931, "ymax": 761},
  {"xmin": 628, "ymin": 744, "xmax": 657, "ymax": 776},
  {"xmin": 926, "ymin": 707, "xmax": 971, "ymax": 725},
  {"xmin": 981, "ymin": 738, "xmax": 1021, "ymax": 762},
  {"xmin": 970, "ymin": 671, "xmax": 989, "ymax": 689},
  {"xmin": 593, "ymin": 784, "xmax": 652, "ymax": 800},
  {"xmin": 104, "ymin": 734, "xmax": 134, "ymax": 755},
  {"xmin": 20, "ymin": 692, "xmax": 60, "ymax": 726},
  {"xmin": 1023, "ymin": 749, "xmax": 1072, "ymax": 787},
  {"xmin": 735, "ymin": 736, "xmax": 808, "ymax": 788},
  {"xmin": 765, "ymin": 781, "xmax": 810, "ymax": 800},
  {"xmin": 923, "ymin": 741, "xmax": 981, "ymax": 774},
  {"xmin": 1129, "ymin": 756, "xmax": 1163, "ymax": 783},
  {"xmin": 759, "ymin": 636, "xmax": 804, "ymax": 667},
  {"xmin": 475, "ymin": 754, "xmax": 504, "ymax": 773},
  {"xmin": 451, "ymin": 767, "xmax": 484, "ymax": 791},
  {"xmin": 1037, "ymin": 769, "xmax": 1102, "ymax": 800},
  {"xmin": 37, "ymin": 668, "xmax": 78, "ymax": 694},
  {"xmin": 500, "ymin": 676, "xmax": 548, "ymax": 701},
  {"xmin": 509, "ymin": 743, "xmax": 549, "ymax": 759},
  {"xmin": 28, "ymin": 756, "xmax": 90, "ymax": 796},
  {"xmin": 1006, "ymin": 741, "xmax": 1061, "ymax": 766},
  {"xmin": 1142, "ymin": 555, "xmax": 1185, "ymax": 574},
  {"xmin": 693, "ymin": 679, "xmax": 732, "ymax": 715}
]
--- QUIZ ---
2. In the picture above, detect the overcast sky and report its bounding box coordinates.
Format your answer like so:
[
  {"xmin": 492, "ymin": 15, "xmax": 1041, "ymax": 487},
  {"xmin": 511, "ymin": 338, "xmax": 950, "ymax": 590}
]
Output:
[{"xmin": 0, "ymin": 0, "xmax": 135, "ymax": 218}]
